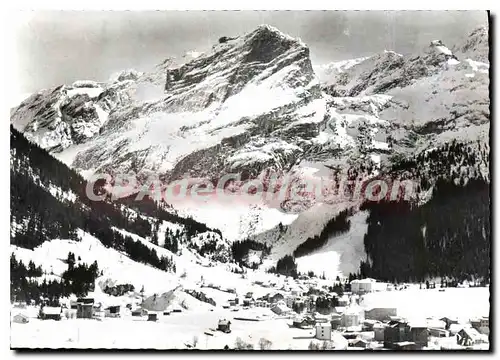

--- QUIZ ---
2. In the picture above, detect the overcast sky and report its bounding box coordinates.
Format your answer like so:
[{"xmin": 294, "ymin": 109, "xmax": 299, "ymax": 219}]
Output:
[{"xmin": 15, "ymin": 11, "xmax": 488, "ymax": 95}]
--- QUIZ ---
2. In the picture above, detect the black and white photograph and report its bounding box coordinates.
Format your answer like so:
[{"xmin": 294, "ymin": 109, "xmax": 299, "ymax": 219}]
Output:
[{"xmin": 9, "ymin": 9, "xmax": 491, "ymax": 351}]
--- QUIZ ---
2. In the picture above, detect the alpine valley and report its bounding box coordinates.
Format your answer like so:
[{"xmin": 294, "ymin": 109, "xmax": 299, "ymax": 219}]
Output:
[{"xmin": 10, "ymin": 23, "xmax": 490, "ymax": 349}]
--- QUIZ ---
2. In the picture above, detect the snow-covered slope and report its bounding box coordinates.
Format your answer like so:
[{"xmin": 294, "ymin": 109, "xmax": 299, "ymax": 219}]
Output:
[{"xmin": 11, "ymin": 25, "xmax": 490, "ymax": 277}]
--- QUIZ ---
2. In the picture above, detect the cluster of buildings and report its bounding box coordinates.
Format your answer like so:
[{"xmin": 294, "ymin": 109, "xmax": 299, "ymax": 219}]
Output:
[{"xmin": 296, "ymin": 296, "xmax": 490, "ymax": 350}]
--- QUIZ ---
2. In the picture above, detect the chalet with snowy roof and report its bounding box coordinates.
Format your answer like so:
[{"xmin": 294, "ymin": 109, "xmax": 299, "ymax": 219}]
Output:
[
  {"xmin": 341, "ymin": 304, "xmax": 365, "ymax": 330},
  {"xmin": 440, "ymin": 316, "xmax": 459, "ymax": 330},
  {"xmin": 217, "ymin": 319, "xmax": 231, "ymax": 333},
  {"xmin": 373, "ymin": 323, "xmax": 387, "ymax": 342},
  {"xmin": 131, "ymin": 308, "xmax": 147, "ymax": 317},
  {"xmin": 76, "ymin": 298, "xmax": 94, "ymax": 319},
  {"xmin": 471, "ymin": 316, "xmax": 490, "ymax": 335},
  {"xmin": 104, "ymin": 305, "xmax": 121, "ymax": 318},
  {"xmin": 456, "ymin": 327, "xmax": 488, "ymax": 347},
  {"xmin": 407, "ymin": 321, "xmax": 429, "ymax": 347},
  {"xmin": 428, "ymin": 327, "xmax": 449, "ymax": 338},
  {"xmin": 12, "ymin": 313, "xmax": 29, "ymax": 324},
  {"xmin": 315, "ymin": 322, "xmax": 332, "ymax": 340},
  {"xmin": 384, "ymin": 320, "xmax": 410, "ymax": 348},
  {"xmin": 365, "ymin": 307, "xmax": 397, "ymax": 322},
  {"xmin": 350, "ymin": 278, "xmax": 387, "ymax": 294},
  {"xmin": 349, "ymin": 338, "xmax": 369, "ymax": 349},
  {"xmin": 40, "ymin": 306, "xmax": 62, "ymax": 321},
  {"xmin": 392, "ymin": 341, "xmax": 420, "ymax": 350},
  {"xmin": 271, "ymin": 302, "xmax": 292, "ymax": 316},
  {"xmin": 268, "ymin": 293, "xmax": 285, "ymax": 304}
]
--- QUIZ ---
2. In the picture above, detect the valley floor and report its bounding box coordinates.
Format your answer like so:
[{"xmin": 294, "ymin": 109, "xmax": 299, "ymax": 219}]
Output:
[{"xmin": 10, "ymin": 286, "xmax": 490, "ymax": 350}]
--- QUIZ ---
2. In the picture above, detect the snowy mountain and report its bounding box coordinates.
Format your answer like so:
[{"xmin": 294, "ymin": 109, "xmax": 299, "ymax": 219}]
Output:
[{"xmin": 11, "ymin": 25, "xmax": 490, "ymax": 281}]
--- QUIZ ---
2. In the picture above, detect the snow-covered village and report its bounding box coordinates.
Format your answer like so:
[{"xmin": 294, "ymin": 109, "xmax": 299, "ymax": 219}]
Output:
[{"xmin": 9, "ymin": 11, "xmax": 490, "ymax": 351}]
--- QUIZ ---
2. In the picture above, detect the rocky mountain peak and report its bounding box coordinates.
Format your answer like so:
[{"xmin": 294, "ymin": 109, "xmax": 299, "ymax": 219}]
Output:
[{"xmin": 453, "ymin": 26, "xmax": 489, "ymax": 62}]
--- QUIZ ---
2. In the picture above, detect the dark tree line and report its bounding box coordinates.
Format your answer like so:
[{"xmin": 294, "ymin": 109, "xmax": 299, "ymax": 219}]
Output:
[
  {"xmin": 10, "ymin": 253, "xmax": 100, "ymax": 304},
  {"xmin": 10, "ymin": 126, "xmax": 227, "ymax": 276},
  {"xmin": 315, "ymin": 296, "xmax": 339, "ymax": 315},
  {"xmin": 268, "ymin": 255, "xmax": 298, "ymax": 278},
  {"xmin": 231, "ymin": 239, "xmax": 271, "ymax": 265},
  {"xmin": 163, "ymin": 228, "xmax": 180, "ymax": 254},
  {"xmin": 358, "ymin": 178, "xmax": 490, "ymax": 283},
  {"xmin": 293, "ymin": 208, "xmax": 353, "ymax": 258}
]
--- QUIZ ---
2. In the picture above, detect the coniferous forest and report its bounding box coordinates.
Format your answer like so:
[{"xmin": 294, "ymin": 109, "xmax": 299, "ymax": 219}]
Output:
[
  {"xmin": 9, "ymin": 126, "xmax": 205, "ymax": 276},
  {"xmin": 359, "ymin": 146, "xmax": 490, "ymax": 284}
]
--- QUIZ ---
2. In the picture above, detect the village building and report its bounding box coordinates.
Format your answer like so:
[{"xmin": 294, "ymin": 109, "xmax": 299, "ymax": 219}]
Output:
[
  {"xmin": 76, "ymin": 298, "xmax": 94, "ymax": 319},
  {"xmin": 40, "ymin": 306, "xmax": 62, "ymax": 321},
  {"xmin": 269, "ymin": 293, "xmax": 284, "ymax": 304},
  {"xmin": 337, "ymin": 295, "xmax": 350, "ymax": 307},
  {"xmin": 365, "ymin": 307, "xmax": 397, "ymax": 322},
  {"xmin": 384, "ymin": 320, "xmax": 411, "ymax": 348},
  {"xmin": 330, "ymin": 312, "xmax": 342, "ymax": 330},
  {"xmin": 428, "ymin": 327, "xmax": 450, "ymax": 338},
  {"xmin": 334, "ymin": 306, "xmax": 346, "ymax": 315},
  {"xmin": 456, "ymin": 327, "xmax": 489, "ymax": 347},
  {"xmin": 350, "ymin": 278, "xmax": 387, "ymax": 294},
  {"xmin": 362, "ymin": 319, "xmax": 379, "ymax": 331},
  {"xmin": 104, "ymin": 305, "xmax": 121, "ymax": 318},
  {"xmin": 408, "ymin": 322, "xmax": 429, "ymax": 347},
  {"xmin": 271, "ymin": 301, "xmax": 292, "ymax": 316},
  {"xmin": 348, "ymin": 338, "xmax": 369, "ymax": 349},
  {"xmin": 426, "ymin": 318, "xmax": 446, "ymax": 329},
  {"xmin": 440, "ymin": 316, "xmax": 459, "ymax": 330},
  {"xmin": 341, "ymin": 304, "xmax": 365, "ymax": 331},
  {"xmin": 315, "ymin": 322, "xmax": 332, "ymax": 340},
  {"xmin": 373, "ymin": 323, "xmax": 386, "ymax": 342},
  {"xmin": 392, "ymin": 341, "xmax": 421, "ymax": 350},
  {"xmin": 217, "ymin": 319, "xmax": 231, "ymax": 333},
  {"xmin": 12, "ymin": 313, "xmax": 29, "ymax": 324},
  {"xmin": 132, "ymin": 308, "xmax": 147, "ymax": 317},
  {"xmin": 147, "ymin": 312, "xmax": 158, "ymax": 321},
  {"xmin": 471, "ymin": 316, "xmax": 490, "ymax": 335},
  {"xmin": 293, "ymin": 315, "xmax": 315, "ymax": 329}
]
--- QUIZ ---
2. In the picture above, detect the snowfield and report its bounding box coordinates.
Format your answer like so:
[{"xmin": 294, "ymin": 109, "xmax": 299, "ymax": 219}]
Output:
[{"xmin": 361, "ymin": 286, "xmax": 490, "ymax": 324}]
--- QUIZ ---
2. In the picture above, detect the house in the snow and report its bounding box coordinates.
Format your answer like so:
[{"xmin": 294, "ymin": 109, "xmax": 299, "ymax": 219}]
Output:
[
  {"xmin": 271, "ymin": 301, "xmax": 292, "ymax": 316},
  {"xmin": 440, "ymin": 316, "xmax": 459, "ymax": 330},
  {"xmin": 217, "ymin": 319, "xmax": 231, "ymax": 333},
  {"xmin": 373, "ymin": 323, "xmax": 387, "ymax": 342},
  {"xmin": 337, "ymin": 295, "xmax": 350, "ymax": 307},
  {"xmin": 268, "ymin": 293, "xmax": 284, "ymax": 304},
  {"xmin": 350, "ymin": 278, "xmax": 387, "ymax": 294},
  {"xmin": 330, "ymin": 312, "xmax": 342, "ymax": 330},
  {"xmin": 471, "ymin": 316, "xmax": 490, "ymax": 335},
  {"xmin": 12, "ymin": 313, "xmax": 29, "ymax": 324},
  {"xmin": 392, "ymin": 341, "xmax": 420, "ymax": 350},
  {"xmin": 341, "ymin": 304, "xmax": 365, "ymax": 331},
  {"xmin": 428, "ymin": 327, "xmax": 449, "ymax": 338},
  {"xmin": 40, "ymin": 306, "xmax": 62, "ymax": 320},
  {"xmin": 132, "ymin": 308, "xmax": 147, "ymax": 317},
  {"xmin": 365, "ymin": 307, "xmax": 397, "ymax": 322},
  {"xmin": 362, "ymin": 319, "xmax": 379, "ymax": 331},
  {"xmin": 456, "ymin": 327, "xmax": 489, "ymax": 347},
  {"xmin": 384, "ymin": 320, "xmax": 411, "ymax": 348},
  {"xmin": 76, "ymin": 298, "xmax": 94, "ymax": 319},
  {"xmin": 407, "ymin": 321, "xmax": 429, "ymax": 347},
  {"xmin": 348, "ymin": 338, "xmax": 369, "ymax": 349},
  {"xmin": 315, "ymin": 322, "xmax": 332, "ymax": 340},
  {"xmin": 104, "ymin": 305, "xmax": 121, "ymax": 318}
]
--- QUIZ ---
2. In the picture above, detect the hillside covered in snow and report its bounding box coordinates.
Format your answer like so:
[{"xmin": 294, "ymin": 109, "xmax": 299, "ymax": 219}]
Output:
[{"xmin": 11, "ymin": 23, "xmax": 490, "ymax": 291}]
